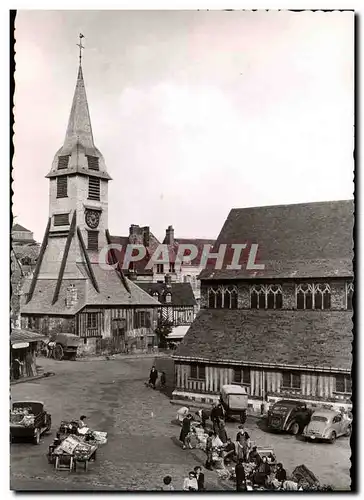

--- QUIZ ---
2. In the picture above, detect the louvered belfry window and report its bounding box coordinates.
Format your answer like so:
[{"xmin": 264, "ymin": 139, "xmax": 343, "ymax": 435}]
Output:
[
  {"xmin": 54, "ymin": 213, "xmax": 70, "ymax": 226},
  {"xmin": 58, "ymin": 155, "xmax": 69, "ymax": 169},
  {"xmin": 88, "ymin": 177, "xmax": 100, "ymax": 200},
  {"xmin": 87, "ymin": 155, "xmax": 99, "ymax": 171},
  {"xmin": 87, "ymin": 231, "xmax": 99, "ymax": 251},
  {"xmin": 57, "ymin": 176, "xmax": 68, "ymax": 198}
]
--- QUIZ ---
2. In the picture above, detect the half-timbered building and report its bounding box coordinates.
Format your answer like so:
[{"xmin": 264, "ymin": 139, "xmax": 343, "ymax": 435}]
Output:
[{"xmin": 172, "ymin": 200, "xmax": 353, "ymax": 411}]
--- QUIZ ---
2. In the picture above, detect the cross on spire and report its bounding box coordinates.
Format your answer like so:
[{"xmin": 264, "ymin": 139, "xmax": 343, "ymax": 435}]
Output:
[{"xmin": 77, "ymin": 33, "xmax": 85, "ymax": 65}]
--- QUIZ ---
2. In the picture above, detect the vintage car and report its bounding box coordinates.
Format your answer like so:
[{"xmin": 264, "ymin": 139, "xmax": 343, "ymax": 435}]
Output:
[
  {"xmin": 220, "ymin": 384, "xmax": 249, "ymax": 423},
  {"xmin": 302, "ymin": 410, "xmax": 352, "ymax": 443},
  {"xmin": 10, "ymin": 401, "xmax": 52, "ymax": 444},
  {"xmin": 267, "ymin": 399, "xmax": 312, "ymax": 435}
]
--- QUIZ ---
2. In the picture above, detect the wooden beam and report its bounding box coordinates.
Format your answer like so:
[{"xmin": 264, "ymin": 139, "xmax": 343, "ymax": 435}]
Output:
[
  {"xmin": 105, "ymin": 229, "xmax": 131, "ymax": 294},
  {"xmin": 26, "ymin": 217, "xmax": 51, "ymax": 304},
  {"xmin": 52, "ymin": 211, "xmax": 77, "ymax": 305},
  {"xmin": 76, "ymin": 227, "xmax": 99, "ymax": 293}
]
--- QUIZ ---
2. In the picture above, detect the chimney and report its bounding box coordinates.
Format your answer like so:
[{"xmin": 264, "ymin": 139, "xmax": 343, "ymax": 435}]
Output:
[
  {"xmin": 165, "ymin": 274, "xmax": 172, "ymax": 287},
  {"xmin": 129, "ymin": 224, "xmax": 139, "ymax": 237},
  {"xmin": 165, "ymin": 225, "xmax": 174, "ymax": 245},
  {"xmin": 142, "ymin": 226, "xmax": 150, "ymax": 247}
]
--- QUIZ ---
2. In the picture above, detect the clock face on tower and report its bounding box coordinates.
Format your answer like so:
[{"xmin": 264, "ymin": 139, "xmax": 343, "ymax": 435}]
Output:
[{"xmin": 85, "ymin": 209, "xmax": 101, "ymax": 229}]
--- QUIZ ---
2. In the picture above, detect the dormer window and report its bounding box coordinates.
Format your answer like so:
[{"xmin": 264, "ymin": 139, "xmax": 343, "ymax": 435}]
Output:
[
  {"xmin": 57, "ymin": 155, "xmax": 70, "ymax": 170},
  {"xmin": 88, "ymin": 177, "xmax": 100, "ymax": 200},
  {"xmin": 87, "ymin": 155, "xmax": 99, "ymax": 171},
  {"xmin": 152, "ymin": 292, "xmax": 159, "ymax": 300},
  {"xmin": 165, "ymin": 292, "xmax": 172, "ymax": 303}
]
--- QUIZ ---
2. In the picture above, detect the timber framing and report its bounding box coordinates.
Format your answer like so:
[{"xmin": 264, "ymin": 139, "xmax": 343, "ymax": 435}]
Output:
[
  {"xmin": 105, "ymin": 229, "xmax": 131, "ymax": 294},
  {"xmin": 172, "ymin": 356, "xmax": 351, "ymax": 375},
  {"xmin": 76, "ymin": 227, "xmax": 100, "ymax": 293},
  {"xmin": 52, "ymin": 211, "xmax": 77, "ymax": 305},
  {"xmin": 26, "ymin": 217, "xmax": 51, "ymax": 304}
]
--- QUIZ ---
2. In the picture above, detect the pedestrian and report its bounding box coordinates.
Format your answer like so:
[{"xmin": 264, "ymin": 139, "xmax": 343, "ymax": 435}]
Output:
[
  {"xmin": 160, "ymin": 475, "xmax": 174, "ymax": 491},
  {"xmin": 194, "ymin": 466, "xmax": 205, "ymax": 491},
  {"xmin": 47, "ymin": 341, "xmax": 55, "ymax": 358},
  {"xmin": 271, "ymin": 463, "xmax": 287, "ymax": 489},
  {"xmin": 205, "ymin": 430, "xmax": 214, "ymax": 470},
  {"xmin": 160, "ymin": 371, "xmax": 166, "ymax": 389},
  {"xmin": 176, "ymin": 406, "xmax": 189, "ymax": 424},
  {"xmin": 12, "ymin": 357, "xmax": 22, "ymax": 380},
  {"xmin": 149, "ymin": 366, "xmax": 158, "ymax": 389},
  {"xmin": 222, "ymin": 437, "xmax": 236, "ymax": 464},
  {"xmin": 183, "ymin": 471, "xmax": 198, "ymax": 491},
  {"xmin": 236, "ymin": 424, "xmax": 245, "ymax": 442},
  {"xmin": 195, "ymin": 408, "xmax": 209, "ymax": 428},
  {"xmin": 248, "ymin": 446, "xmax": 261, "ymax": 465},
  {"xmin": 235, "ymin": 459, "xmax": 247, "ymax": 491},
  {"xmin": 242, "ymin": 431, "xmax": 251, "ymax": 462},
  {"xmin": 217, "ymin": 419, "xmax": 228, "ymax": 444},
  {"xmin": 253, "ymin": 456, "xmax": 270, "ymax": 487},
  {"xmin": 179, "ymin": 414, "xmax": 192, "ymax": 449}
]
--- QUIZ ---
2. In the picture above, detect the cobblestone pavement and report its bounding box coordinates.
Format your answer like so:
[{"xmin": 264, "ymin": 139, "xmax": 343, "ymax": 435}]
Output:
[{"xmin": 10, "ymin": 357, "xmax": 351, "ymax": 491}]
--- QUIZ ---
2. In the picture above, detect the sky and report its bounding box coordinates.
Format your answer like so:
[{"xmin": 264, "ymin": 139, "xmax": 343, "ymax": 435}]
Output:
[{"xmin": 13, "ymin": 10, "xmax": 354, "ymax": 243}]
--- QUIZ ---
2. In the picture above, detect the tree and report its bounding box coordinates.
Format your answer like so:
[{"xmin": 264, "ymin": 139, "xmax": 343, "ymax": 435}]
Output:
[{"xmin": 155, "ymin": 318, "xmax": 173, "ymax": 348}]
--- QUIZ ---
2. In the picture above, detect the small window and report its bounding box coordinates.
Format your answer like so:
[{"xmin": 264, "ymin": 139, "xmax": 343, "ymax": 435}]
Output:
[
  {"xmin": 190, "ymin": 364, "xmax": 205, "ymax": 380},
  {"xmin": 54, "ymin": 213, "xmax": 70, "ymax": 226},
  {"xmin": 335, "ymin": 375, "xmax": 352, "ymax": 394},
  {"xmin": 87, "ymin": 312, "xmax": 97, "ymax": 329},
  {"xmin": 88, "ymin": 177, "xmax": 100, "ymax": 200},
  {"xmin": 282, "ymin": 371, "xmax": 301, "ymax": 389},
  {"xmin": 165, "ymin": 292, "xmax": 172, "ymax": 303},
  {"xmin": 233, "ymin": 368, "xmax": 241, "ymax": 383},
  {"xmin": 87, "ymin": 231, "xmax": 99, "ymax": 251},
  {"xmin": 58, "ymin": 155, "xmax": 69, "ymax": 170},
  {"xmin": 242, "ymin": 368, "xmax": 251, "ymax": 385},
  {"xmin": 156, "ymin": 264, "xmax": 164, "ymax": 274},
  {"xmin": 86, "ymin": 155, "xmax": 99, "ymax": 171},
  {"xmin": 56, "ymin": 176, "xmax": 68, "ymax": 198},
  {"xmin": 169, "ymin": 262, "xmax": 175, "ymax": 273}
]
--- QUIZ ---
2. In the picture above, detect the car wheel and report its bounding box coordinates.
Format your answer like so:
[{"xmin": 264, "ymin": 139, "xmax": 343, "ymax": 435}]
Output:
[
  {"xmin": 290, "ymin": 422, "xmax": 300, "ymax": 435},
  {"xmin": 329, "ymin": 431, "xmax": 336, "ymax": 444},
  {"xmin": 345, "ymin": 426, "xmax": 352, "ymax": 437},
  {"xmin": 33, "ymin": 429, "xmax": 41, "ymax": 445}
]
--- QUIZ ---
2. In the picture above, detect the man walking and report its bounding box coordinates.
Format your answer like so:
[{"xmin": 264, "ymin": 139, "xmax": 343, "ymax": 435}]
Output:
[{"xmin": 149, "ymin": 366, "xmax": 158, "ymax": 389}]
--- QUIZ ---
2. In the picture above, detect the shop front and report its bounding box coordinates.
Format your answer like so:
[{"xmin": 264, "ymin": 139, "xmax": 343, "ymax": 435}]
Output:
[{"xmin": 10, "ymin": 329, "xmax": 47, "ymax": 381}]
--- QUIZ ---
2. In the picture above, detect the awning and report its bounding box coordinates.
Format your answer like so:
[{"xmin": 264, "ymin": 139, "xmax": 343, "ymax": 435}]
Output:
[
  {"xmin": 11, "ymin": 329, "xmax": 48, "ymax": 345},
  {"xmin": 167, "ymin": 325, "xmax": 190, "ymax": 340}
]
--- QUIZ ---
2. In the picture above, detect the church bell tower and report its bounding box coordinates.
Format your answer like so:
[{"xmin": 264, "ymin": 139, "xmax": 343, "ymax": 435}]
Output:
[{"xmin": 44, "ymin": 38, "xmax": 111, "ymax": 275}]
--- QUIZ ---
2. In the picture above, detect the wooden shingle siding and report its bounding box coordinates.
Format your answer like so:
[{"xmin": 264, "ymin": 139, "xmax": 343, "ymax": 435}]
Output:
[{"xmin": 88, "ymin": 177, "xmax": 100, "ymax": 200}]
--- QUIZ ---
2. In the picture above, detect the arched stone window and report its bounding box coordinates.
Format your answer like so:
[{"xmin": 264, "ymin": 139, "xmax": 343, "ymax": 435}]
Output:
[
  {"xmin": 296, "ymin": 283, "xmax": 331, "ymax": 310},
  {"xmin": 250, "ymin": 285, "xmax": 283, "ymax": 309},
  {"xmin": 208, "ymin": 286, "xmax": 238, "ymax": 309},
  {"xmin": 223, "ymin": 286, "xmax": 238, "ymax": 309}
]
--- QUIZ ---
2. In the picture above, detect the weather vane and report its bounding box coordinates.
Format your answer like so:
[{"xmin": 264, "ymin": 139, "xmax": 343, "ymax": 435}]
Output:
[{"xmin": 77, "ymin": 33, "xmax": 85, "ymax": 64}]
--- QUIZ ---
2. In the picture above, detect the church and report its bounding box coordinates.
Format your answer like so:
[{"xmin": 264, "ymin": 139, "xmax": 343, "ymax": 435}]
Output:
[{"xmin": 20, "ymin": 52, "xmax": 160, "ymax": 354}]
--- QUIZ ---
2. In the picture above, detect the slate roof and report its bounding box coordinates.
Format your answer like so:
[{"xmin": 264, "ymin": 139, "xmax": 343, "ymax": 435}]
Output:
[
  {"xmin": 20, "ymin": 265, "xmax": 160, "ymax": 316},
  {"xmin": 200, "ymin": 200, "xmax": 354, "ymax": 280},
  {"xmin": 173, "ymin": 238, "xmax": 215, "ymax": 266},
  {"xmin": 136, "ymin": 282, "xmax": 197, "ymax": 307},
  {"xmin": 110, "ymin": 232, "xmax": 160, "ymax": 276},
  {"xmin": 173, "ymin": 309, "xmax": 352, "ymax": 372},
  {"xmin": 12, "ymin": 224, "xmax": 31, "ymax": 232}
]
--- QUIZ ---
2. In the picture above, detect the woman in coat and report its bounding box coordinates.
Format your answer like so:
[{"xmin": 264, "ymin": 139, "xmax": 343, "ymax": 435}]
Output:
[{"xmin": 179, "ymin": 414, "xmax": 192, "ymax": 449}]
